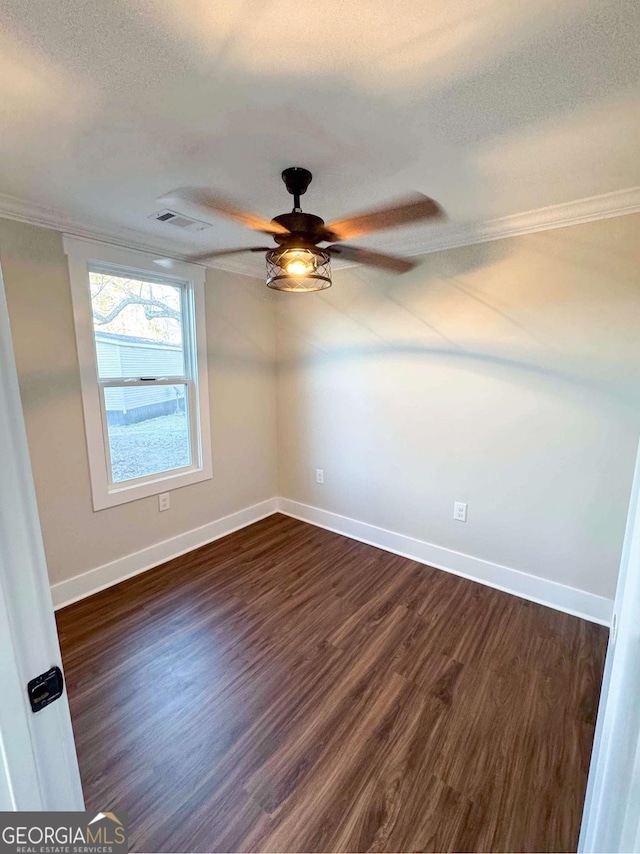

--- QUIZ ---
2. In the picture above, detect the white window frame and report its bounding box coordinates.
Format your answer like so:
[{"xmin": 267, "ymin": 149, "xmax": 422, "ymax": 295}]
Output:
[{"xmin": 64, "ymin": 235, "xmax": 212, "ymax": 510}]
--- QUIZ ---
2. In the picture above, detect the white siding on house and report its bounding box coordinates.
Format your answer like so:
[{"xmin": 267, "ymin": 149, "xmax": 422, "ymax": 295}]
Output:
[
  {"xmin": 117, "ymin": 341, "xmax": 184, "ymax": 379},
  {"xmin": 96, "ymin": 336, "xmax": 185, "ymax": 416},
  {"xmin": 94, "ymin": 338, "xmax": 123, "ymax": 378},
  {"xmin": 120, "ymin": 383, "xmax": 182, "ymax": 412}
]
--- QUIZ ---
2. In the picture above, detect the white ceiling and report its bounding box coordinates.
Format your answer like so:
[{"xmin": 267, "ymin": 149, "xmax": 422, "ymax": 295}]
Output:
[{"xmin": 1, "ymin": 0, "xmax": 639, "ymax": 275}]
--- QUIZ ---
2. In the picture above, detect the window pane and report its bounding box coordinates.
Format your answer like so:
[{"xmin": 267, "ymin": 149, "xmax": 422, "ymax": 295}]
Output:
[
  {"xmin": 104, "ymin": 385, "xmax": 191, "ymax": 483},
  {"xmin": 89, "ymin": 270, "xmax": 185, "ymax": 378}
]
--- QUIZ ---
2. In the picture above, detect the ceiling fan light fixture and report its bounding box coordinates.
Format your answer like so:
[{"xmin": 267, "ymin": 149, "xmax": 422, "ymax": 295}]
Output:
[
  {"xmin": 175, "ymin": 167, "xmax": 443, "ymax": 285},
  {"xmin": 266, "ymin": 247, "xmax": 331, "ymax": 292}
]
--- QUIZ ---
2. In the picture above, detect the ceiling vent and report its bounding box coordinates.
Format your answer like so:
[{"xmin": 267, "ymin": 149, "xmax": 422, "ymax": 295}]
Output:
[{"xmin": 150, "ymin": 210, "xmax": 212, "ymax": 232}]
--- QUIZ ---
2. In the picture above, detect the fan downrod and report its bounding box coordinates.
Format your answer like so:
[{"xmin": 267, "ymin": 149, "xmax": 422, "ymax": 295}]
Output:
[{"xmin": 282, "ymin": 166, "xmax": 312, "ymax": 211}]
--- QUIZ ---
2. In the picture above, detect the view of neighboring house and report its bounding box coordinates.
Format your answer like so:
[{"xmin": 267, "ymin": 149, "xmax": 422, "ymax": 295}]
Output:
[{"xmin": 96, "ymin": 332, "xmax": 185, "ymax": 425}]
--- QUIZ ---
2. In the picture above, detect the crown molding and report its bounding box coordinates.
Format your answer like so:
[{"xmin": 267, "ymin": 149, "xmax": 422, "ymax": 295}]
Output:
[
  {"xmin": 382, "ymin": 185, "xmax": 640, "ymax": 259},
  {"xmin": 0, "ymin": 186, "xmax": 639, "ymax": 278},
  {"xmin": 0, "ymin": 192, "xmax": 188, "ymax": 256}
]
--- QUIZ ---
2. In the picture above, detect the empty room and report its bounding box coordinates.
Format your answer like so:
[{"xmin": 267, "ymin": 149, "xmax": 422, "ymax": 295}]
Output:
[{"xmin": 1, "ymin": 2, "xmax": 640, "ymax": 853}]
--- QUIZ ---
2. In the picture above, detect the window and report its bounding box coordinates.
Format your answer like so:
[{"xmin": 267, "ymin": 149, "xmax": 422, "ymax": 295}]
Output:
[{"xmin": 64, "ymin": 237, "xmax": 211, "ymax": 510}]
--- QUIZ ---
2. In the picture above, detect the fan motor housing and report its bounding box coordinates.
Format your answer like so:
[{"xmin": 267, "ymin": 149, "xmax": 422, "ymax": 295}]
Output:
[{"xmin": 271, "ymin": 211, "xmax": 327, "ymax": 246}]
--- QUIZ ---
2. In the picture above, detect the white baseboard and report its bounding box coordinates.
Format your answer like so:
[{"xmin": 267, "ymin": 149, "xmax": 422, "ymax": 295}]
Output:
[
  {"xmin": 277, "ymin": 498, "xmax": 613, "ymax": 627},
  {"xmin": 51, "ymin": 498, "xmax": 278, "ymax": 610},
  {"xmin": 51, "ymin": 494, "xmax": 613, "ymax": 626}
]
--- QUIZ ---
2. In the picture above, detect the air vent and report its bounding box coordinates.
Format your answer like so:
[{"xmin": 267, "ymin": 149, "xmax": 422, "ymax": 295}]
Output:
[{"xmin": 150, "ymin": 210, "xmax": 212, "ymax": 232}]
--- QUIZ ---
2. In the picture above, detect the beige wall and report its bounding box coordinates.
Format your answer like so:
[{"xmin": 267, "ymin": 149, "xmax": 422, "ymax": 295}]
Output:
[
  {"xmin": 0, "ymin": 217, "xmax": 278, "ymax": 585},
  {"xmin": 276, "ymin": 215, "xmax": 640, "ymax": 600},
  {"xmin": 3, "ymin": 213, "xmax": 639, "ymax": 601}
]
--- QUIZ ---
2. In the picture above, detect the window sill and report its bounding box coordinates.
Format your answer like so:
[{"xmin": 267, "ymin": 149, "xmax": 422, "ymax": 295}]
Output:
[{"xmin": 92, "ymin": 464, "xmax": 213, "ymax": 511}]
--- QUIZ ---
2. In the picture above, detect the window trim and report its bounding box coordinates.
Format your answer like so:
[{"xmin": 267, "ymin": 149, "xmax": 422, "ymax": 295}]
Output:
[{"xmin": 64, "ymin": 235, "xmax": 212, "ymax": 510}]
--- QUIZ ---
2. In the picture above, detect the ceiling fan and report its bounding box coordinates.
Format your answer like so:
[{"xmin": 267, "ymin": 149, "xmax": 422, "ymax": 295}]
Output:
[{"xmin": 159, "ymin": 167, "xmax": 444, "ymax": 292}]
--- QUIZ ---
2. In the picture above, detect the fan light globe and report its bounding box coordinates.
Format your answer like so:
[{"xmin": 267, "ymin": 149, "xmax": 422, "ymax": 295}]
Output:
[
  {"xmin": 266, "ymin": 247, "xmax": 331, "ymax": 292},
  {"xmin": 285, "ymin": 258, "xmax": 314, "ymax": 275}
]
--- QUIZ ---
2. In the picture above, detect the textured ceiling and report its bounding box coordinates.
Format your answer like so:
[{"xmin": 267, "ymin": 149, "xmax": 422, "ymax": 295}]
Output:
[{"xmin": 1, "ymin": 0, "xmax": 639, "ymax": 274}]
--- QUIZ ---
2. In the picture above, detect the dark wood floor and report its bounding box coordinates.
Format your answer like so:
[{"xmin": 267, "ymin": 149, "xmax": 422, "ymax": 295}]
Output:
[{"xmin": 57, "ymin": 513, "xmax": 607, "ymax": 853}]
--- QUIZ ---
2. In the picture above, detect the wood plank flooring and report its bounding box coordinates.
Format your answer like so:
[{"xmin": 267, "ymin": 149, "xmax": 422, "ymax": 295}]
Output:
[{"xmin": 56, "ymin": 513, "xmax": 608, "ymax": 853}]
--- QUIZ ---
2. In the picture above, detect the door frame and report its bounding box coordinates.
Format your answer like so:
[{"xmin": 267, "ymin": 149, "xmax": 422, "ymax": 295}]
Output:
[
  {"xmin": 579, "ymin": 437, "xmax": 640, "ymax": 852},
  {"xmin": 0, "ymin": 263, "xmax": 84, "ymax": 810}
]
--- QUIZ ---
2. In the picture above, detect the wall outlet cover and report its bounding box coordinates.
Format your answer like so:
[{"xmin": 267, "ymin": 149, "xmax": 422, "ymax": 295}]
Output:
[{"xmin": 454, "ymin": 501, "xmax": 467, "ymax": 522}]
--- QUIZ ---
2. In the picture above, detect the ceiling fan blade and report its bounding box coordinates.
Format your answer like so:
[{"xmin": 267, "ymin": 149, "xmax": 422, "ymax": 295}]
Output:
[
  {"xmin": 324, "ymin": 193, "xmax": 443, "ymax": 242},
  {"xmin": 158, "ymin": 188, "xmax": 290, "ymax": 235},
  {"xmin": 187, "ymin": 246, "xmax": 270, "ymax": 262},
  {"xmin": 327, "ymin": 244, "xmax": 417, "ymax": 273}
]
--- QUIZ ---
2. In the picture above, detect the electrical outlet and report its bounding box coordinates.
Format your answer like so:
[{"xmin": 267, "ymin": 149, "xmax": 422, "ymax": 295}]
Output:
[
  {"xmin": 316, "ymin": 468, "xmax": 324, "ymax": 484},
  {"xmin": 453, "ymin": 501, "xmax": 467, "ymax": 522},
  {"xmin": 158, "ymin": 492, "xmax": 170, "ymax": 512}
]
